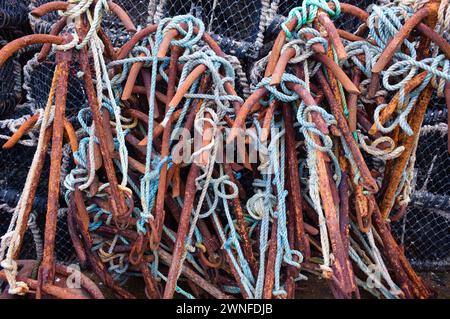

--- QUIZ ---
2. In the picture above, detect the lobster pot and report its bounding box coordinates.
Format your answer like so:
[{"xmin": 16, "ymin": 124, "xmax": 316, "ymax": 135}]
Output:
[
  {"xmin": 392, "ymin": 102, "xmax": 450, "ymax": 270},
  {"xmin": 156, "ymin": 0, "xmax": 377, "ymax": 58}
]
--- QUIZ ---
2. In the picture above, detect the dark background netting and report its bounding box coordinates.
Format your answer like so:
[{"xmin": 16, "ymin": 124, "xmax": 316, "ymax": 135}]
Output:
[
  {"xmin": 29, "ymin": 0, "xmax": 370, "ymax": 59},
  {"xmin": 0, "ymin": 0, "xmax": 448, "ymax": 270},
  {"xmin": 24, "ymin": 56, "xmax": 87, "ymax": 123}
]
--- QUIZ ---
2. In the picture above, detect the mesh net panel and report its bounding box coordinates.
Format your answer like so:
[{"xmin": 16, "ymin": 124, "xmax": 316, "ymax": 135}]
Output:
[
  {"xmin": 0, "ymin": 0, "xmax": 449, "ymax": 273},
  {"xmin": 0, "ymin": 0, "xmax": 29, "ymax": 28},
  {"xmin": 0, "ymin": 39, "xmax": 22, "ymax": 118}
]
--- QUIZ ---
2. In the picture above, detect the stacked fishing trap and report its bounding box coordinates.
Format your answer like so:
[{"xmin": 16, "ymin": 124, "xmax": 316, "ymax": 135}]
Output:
[{"xmin": 0, "ymin": 0, "xmax": 449, "ymax": 299}]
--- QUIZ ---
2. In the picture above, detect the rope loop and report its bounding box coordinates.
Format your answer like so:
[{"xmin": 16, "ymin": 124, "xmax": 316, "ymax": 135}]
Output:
[{"xmin": 159, "ymin": 15, "xmax": 205, "ymax": 49}]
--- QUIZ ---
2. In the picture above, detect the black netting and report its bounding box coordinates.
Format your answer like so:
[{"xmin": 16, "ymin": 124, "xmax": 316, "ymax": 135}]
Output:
[
  {"xmin": 0, "ymin": 0, "xmax": 449, "ymax": 276},
  {"xmin": 102, "ymin": 0, "xmax": 150, "ymax": 45},
  {"xmin": 24, "ymin": 54, "xmax": 87, "ymax": 123},
  {"xmin": 392, "ymin": 103, "xmax": 450, "ymax": 270},
  {"xmin": 0, "ymin": 39, "xmax": 22, "ymax": 119},
  {"xmin": 0, "ymin": 140, "xmax": 76, "ymax": 262},
  {"xmin": 30, "ymin": 0, "xmax": 146, "ymax": 45}
]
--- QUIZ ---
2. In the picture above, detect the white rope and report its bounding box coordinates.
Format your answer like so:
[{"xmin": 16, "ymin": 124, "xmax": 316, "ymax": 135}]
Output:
[
  {"xmin": 413, "ymin": 0, "xmax": 430, "ymax": 11},
  {"xmin": 176, "ymin": 105, "xmax": 221, "ymax": 280},
  {"xmin": 27, "ymin": 212, "xmax": 43, "ymax": 260},
  {"xmin": 256, "ymin": 0, "xmax": 280, "ymax": 52},
  {"xmin": 154, "ymin": 0, "xmax": 166, "ymax": 24}
]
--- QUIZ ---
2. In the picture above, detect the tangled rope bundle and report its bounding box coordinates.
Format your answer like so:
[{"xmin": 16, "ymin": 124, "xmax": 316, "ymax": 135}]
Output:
[{"xmin": 0, "ymin": 0, "xmax": 449, "ymax": 299}]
